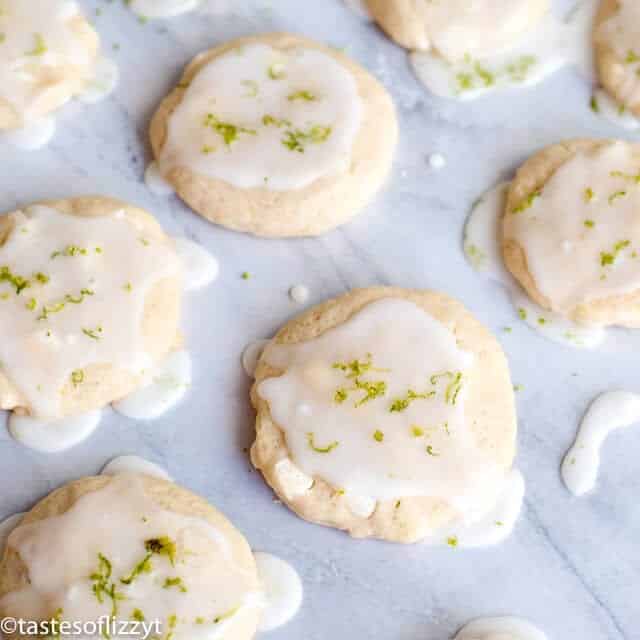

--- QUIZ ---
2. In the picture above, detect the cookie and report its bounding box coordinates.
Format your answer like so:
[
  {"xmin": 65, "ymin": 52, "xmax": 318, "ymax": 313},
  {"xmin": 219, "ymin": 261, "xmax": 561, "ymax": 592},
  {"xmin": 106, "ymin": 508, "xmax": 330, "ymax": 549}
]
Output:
[
  {"xmin": 0, "ymin": 1, "xmax": 100, "ymax": 130},
  {"xmin": 366, "ymin": 0, "xmax": 549, "ymax": 61},
  {"xmin": 503, "ymin": 139, "xmax": 640, "ymax": 327},
  {"xmin": 0, "ymin": 473, "xmax": 262, "ymax": 640},
  {"xmin": 149, "ymin": 33, "xmax": 397, "ymax": 237},
  {"xmin": 250, "ymin": 287, "xmax": 517, "ymax": 543},
  {"xmin": 594, "ymin": 0, "xmax": 640, "ymax": 116},
  {"xmin": 0, "ymin": 196, "xmax": 182, "ymax": 419}
]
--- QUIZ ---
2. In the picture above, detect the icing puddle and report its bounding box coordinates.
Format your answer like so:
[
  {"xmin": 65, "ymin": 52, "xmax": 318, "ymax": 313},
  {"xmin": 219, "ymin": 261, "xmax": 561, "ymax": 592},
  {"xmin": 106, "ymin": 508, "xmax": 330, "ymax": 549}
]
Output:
[
  {"xmin": 562, "ymin": 391, "xmax": 640, "ymax": 496},
  {"xmin": 407, "ymin": 0, "xmax": 598, "ymax": 101},
  {"xmin": 425, "ymin": 469, "xmax": 525, "ymax": 549},
  {"xmin": 454, "ymin": 617, "xmax": 549, "ymax": 640},
  {"xmin": 0, "ymin": 456, "xmax": 303, "ymax": 634},
  {"xmin": 465, "ymin": 181, "xmax": 607, "ymax": 349}
]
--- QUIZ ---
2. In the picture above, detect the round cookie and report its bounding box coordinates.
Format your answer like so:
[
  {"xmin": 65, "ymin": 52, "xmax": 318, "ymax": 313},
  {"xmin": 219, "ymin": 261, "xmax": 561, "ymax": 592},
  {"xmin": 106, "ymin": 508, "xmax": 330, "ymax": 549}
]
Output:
[
  {"xmin": 149, "ymin": 33, "xmax": 398, "ymax": 238},
  {"xmin": 0, "ymin": 473, "xmax": 262, "ymax": 640},
  {"xmin": 365, "ymin": 0, "xmax": 549, "ymax": 60},
  {"xmin": 250, "ymin": 286, "xmax": 517, "ymax": 543},
  {"xmin": 0, "ymin": 1, "xmax": 100, "ymax": 130},
  {"xmin": 0, "ymin": 196, "xmax": 182, "ymax": 418},
  {"xmin": 503, "ymin": 139, "xmax": 640, "ymax": 327},
  {"xmin": 594, "ymin": 0, "xmax": 640, "ymax": 116}
]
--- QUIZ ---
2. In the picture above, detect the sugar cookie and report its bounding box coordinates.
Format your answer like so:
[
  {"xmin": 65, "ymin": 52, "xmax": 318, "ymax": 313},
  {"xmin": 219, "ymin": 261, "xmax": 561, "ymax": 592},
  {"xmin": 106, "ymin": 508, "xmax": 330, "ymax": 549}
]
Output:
[
  {"xmin": 250, "ymin": 287, "xmax": 517, "ymax": 543},
  {"xmin": 594, "ymin": 0, "xmax": 640, "ymax": 117},
  {"xmin": 149, "ymin": 33, "xmax": 397, "ymax": 237},
  {"xmin": 366, "ymin": 0, "xmax": 549, "ymax": 58},
  {"xmin": 0, "ymin": 196, "xmax": 182, "ymax": 420},
  {"xmin": 0, "ymin": 473, "xmax": 263, "ymax": 640},
  {"xmin": 0, "ymin": 1, "xmax": 116, "ymax": 144},
  {"xmin": 503, "ymin": 139, "xmax": 640, "ymax": 327}
]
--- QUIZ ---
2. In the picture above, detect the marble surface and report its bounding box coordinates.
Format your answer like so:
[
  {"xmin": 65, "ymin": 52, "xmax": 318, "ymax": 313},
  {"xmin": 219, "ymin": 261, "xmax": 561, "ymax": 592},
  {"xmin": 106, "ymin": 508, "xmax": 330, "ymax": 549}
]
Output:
[{"xmin": 0, "ymin": 1, "xmax": 638, "ymax": 639}]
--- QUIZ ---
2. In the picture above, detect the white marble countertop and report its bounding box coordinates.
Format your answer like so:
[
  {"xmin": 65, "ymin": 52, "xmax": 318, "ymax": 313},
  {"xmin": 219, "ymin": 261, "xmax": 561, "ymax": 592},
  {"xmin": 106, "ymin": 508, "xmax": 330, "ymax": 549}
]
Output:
[{"xmin": 0, "ymin": 1, "xmax": 637, "ymax": 638}]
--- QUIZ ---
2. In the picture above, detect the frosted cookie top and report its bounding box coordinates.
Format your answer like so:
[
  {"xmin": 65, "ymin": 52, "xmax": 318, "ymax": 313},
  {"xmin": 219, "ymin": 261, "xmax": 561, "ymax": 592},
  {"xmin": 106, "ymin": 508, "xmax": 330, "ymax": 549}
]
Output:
[
  {"xmin": 0, "ymin": 0, "xmax": 99, "ymax": 127},
  {"xmin": 0, "ymin": 474, "xmax": 262, "ymax": 640},
  {"xmin": 0, "ymin": 202, "xmax": 181, "ymax": 418},
  {"xmin": 407, "ymin": 0, "xmax": 549, "ymax": 62},
  {"xmin": 258, "ymin": 298, "xmax": 507, "ymax": 519},
  {"xmin": 503, "ymin": 142, "xmax": 640, "ymax": 317},
  {"xmin": 597, "ymin": 0, "xmax": 640, "ymax": 62},
  {"xmin": 596, "ymin": 0, "xmax": 640, "ymax": 108},
  {"xmin": 158, "ymin": 42, "xmax": 364, "ymax": 191}
]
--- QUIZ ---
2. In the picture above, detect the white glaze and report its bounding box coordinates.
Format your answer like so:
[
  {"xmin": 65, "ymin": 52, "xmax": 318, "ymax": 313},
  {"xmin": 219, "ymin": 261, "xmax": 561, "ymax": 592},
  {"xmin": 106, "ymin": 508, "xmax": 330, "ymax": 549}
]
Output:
[
  {"xmin": 428, "ymin": 152, "xmax": 447, "ymax": 170},
  {"xmin": 0, "ymin": 204, "xmax": 182, "ymax": 418},
  {"xmin": 144, "ymin": 161, "xmax": 176, "ymax": 196},
  {"xmin": 466, "ymin": 181, "xmax": 606, "ymax": 349},
  {"xmin": 258, "ymin": 298, "xmax": 507, "ymax": 519},
  {"xmin": 129, "ymin": 0, "xmax": 201, "ymax": 18},
  {"xmin": 0, "ymin": 0, "xmax": 97, "ymax": 124},
  {"xmin": 345, "ymin": 494, "xmax": 377, "ymax": 519},
  {"xmin": 455, "ymin": 616, "xmax": 549, "ymax": 640},
  {"xmin": 253, "ymin": 552, "xmax": 303, "ymax": 632},
  {"xmin": 562, "ymin": 391, "xmax": 640, "ymax": 496},
  {"xmin": 410, "ymin": 0, "xmax": 597, "ymax": 101},
  {"xmin": 504, "ymin": 142, "xmax": 640, "ymax": 314},
  {"xmin": 242, "ymin": 339, "xmax": 270, "ymax": 378},
  {"xmin": 0, "ymin": 474, "xmax": 262, "ymax": 639},
  {"xmin": 510, "ymin": 290, "xmax": 605, "ymax": 349},
  {"xmin": 101, "ymin": 455, "xmax": 173, "ymax": 481},
  {"xmin": 289, "ymin": 284, "xmax": 309, "ymax": 304},
  {"xmin": 112, "ymin": 350, "xmax": 192, "ymax": 421},
  {"xmin": 8, "ymin": 410, "xmax": 102, "ymax": 453},
  {"xmin": 77, "ymin": 57, "xmax": 119, "ymax": 104},
  {"xmin": 174, "ymin": 237, "xmax": 219, "ymax": 291},
  {"xmin": 592, "ymin": 88, "xmax": 640, "ymax": 130},
  {"xmin": 426, "ymin": 469, "xmax": 524, "ymax": 548},
  {"xmin": 595, "ymin": 0, "xmax": 640, "ymax": 108},
  {"xmin": 0, "ymin": 512, "xmax": 25, "ymax": 556},
  {"xmin": 464, "ymin": 181, "xmax": 513, "ymax": 286},
  {"xmin": 0, "ymin": 116, "xmax": 56, "ymax": 150},
  {"xmin": 159, "ymin": 43, "xmax": 363, "ymax": 191}
]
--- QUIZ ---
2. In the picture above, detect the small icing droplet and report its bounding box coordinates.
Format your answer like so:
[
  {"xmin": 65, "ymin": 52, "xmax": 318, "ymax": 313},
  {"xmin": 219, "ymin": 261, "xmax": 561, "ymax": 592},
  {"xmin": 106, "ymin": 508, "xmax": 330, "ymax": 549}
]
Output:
[
  {"xmin": 455, "ymin": 616, "xmax": 549, "ymax": 640},
  {"xmin": 173, "ymin": 237, "xmax": 219, "ymax": 290},
  {"xmin": 345, "ymin": 494, "xmax": 377, "ymax": 519},
  {"xmin": 428, "ymin": 152, "xmax": 446, "ymax": 170},
  {"xmin": 242, "ymin": 339, "xmax": 270, "ymax": 378},
  {"xmin": 254, "ymin": 552, "xmax": 303, "ymax": 632},
  {"xmin": 144, "ymin": 162, "xmax": 176, "ymax": 196},
  {"xmin": 101, "ymin": 455, "xmax": 172, "ymax": 481},
  {"xmin": 289, "ymin": 285, "xmax": 309, "ymax": 304}
]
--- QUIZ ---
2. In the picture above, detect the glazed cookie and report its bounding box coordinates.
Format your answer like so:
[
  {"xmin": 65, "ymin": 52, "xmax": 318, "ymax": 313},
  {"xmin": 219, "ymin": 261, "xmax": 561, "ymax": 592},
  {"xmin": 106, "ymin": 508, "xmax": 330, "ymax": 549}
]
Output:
[
  {"xmin": 0, "ymin": 197, "xmax": 182, "ymax": 419},
  {"xmin": 366, "ymin": 0, "xmax": 549, "ymax": 59},
  {"xmin": 250, "ymin": 287, "xmax": 517, "ymax": 543},
  {"xmin": 149, "ymin": 33, "xmax": 398, "ymax": 237},
  {"xmin": 503, "ymin": 139, "xmax": 640, "ymax": 327},
  {"xmin": 594, "ymin": 0, "xmax": 640, "ymax": 116},
  {"xmin": 0, "ymin": 473, "xmax": 263, "ymax": 640},
  {"xmin": 0, "ymin": 0, "xmax": 100, "ymax": 130}
]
